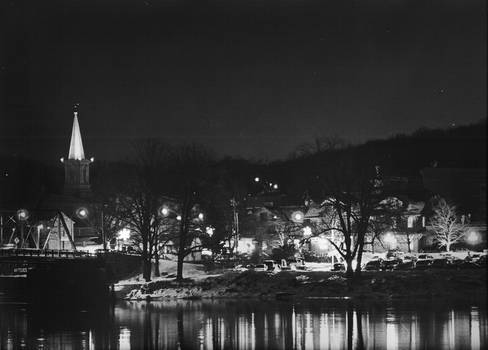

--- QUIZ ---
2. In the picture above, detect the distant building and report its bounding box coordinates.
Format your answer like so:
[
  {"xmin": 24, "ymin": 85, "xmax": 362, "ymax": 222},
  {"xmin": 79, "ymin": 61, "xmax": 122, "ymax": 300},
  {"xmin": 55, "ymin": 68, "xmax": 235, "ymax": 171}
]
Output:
[{"xmin": 367, "ymin": 199, "xmax": 427, "ymax": 254}]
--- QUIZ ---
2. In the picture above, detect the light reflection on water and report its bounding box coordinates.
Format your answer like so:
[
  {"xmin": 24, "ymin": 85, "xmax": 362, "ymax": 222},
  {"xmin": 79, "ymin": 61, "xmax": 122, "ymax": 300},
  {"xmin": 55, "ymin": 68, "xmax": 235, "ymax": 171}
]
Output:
[{"xmin": 0, "ymin": 299, "xmax": 486, "ymax": 349}]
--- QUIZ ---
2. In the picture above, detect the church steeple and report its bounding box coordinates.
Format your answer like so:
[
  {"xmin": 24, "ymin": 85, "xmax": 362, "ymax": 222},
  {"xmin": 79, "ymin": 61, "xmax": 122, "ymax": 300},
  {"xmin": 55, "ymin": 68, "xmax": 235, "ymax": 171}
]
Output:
[
  {"xmin": 68, "ymin": 108, "xmax": 85, "ymax": 161},
  {"xmin": 62, "ymin": 104, "xmax": 92, "ymax": 198}
]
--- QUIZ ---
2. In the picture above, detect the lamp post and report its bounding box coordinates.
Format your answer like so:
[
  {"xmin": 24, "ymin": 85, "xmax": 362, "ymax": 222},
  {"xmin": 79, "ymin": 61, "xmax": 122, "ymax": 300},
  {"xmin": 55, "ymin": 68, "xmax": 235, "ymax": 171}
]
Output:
[
  {"xmin": 100, "ymin": 204, "xmax": 109, "ymax": 251},
  {"xmin": 17, "ymin": 209, "xmax": 29, "ymax": 248},
  {"xmin": 230, "ymin": 198, "xmax": 239, "ymax": 260}
]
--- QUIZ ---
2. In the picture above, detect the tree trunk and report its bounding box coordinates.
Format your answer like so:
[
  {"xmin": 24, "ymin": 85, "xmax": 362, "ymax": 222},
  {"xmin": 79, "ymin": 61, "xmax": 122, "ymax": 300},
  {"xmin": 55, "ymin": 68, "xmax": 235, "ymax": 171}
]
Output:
[
  {"xmin": 154, "ymin": 252, "xmax": 160, "ymax": 277},
  {"xmin": 446, "ymin": 242, "xmax": 451, "ymax": 252},
  {"xmin": 345, "ymin": 256, "xmax": 354, "ymax": 278},
  {"xmin": 176, "ymin": 250, "xmax": 185, "ymax": 281},
  {"xmin": 355, "ymin": 242, "xmax": 365, "ymax": 276},
  {"xmin": 143, "ymin": 256, "xmax": 152, "ymax": 282},
  {"xmin": 142, "ymin": 240, "xmax": 152, "ymax": 282}
]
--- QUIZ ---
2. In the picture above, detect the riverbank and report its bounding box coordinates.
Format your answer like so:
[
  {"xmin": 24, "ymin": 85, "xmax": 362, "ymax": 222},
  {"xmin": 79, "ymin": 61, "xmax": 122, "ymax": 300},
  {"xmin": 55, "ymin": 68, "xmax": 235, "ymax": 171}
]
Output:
[{"xmin": 116, "ymin": 268, "xmax": 487, "ymax": 302}]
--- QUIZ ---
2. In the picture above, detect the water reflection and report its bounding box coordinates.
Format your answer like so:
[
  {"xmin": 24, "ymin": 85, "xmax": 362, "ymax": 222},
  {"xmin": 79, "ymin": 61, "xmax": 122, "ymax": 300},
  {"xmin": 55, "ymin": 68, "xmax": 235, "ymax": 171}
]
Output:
[{"xmin": 0, "ymin": 299, "xmax": 486, "ymax": 349}]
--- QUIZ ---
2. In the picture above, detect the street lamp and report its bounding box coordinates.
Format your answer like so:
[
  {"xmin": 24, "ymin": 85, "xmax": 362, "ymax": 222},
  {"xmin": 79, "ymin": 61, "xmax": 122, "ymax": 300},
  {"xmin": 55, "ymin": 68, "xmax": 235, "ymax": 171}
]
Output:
[
  {"xmin": 205, "ymin": 226, "xmax": 214, "ymax": 237},
  {"xmin": 16, "ymin": 209, "xmax": 29, "ymax": 248},
  {"xmin": 160, "ymin": 207, "xmax": 169, "ymax": 217},
  {"xmin": 76, "ymin": 207, "xmax": 89, "ymax": 219},
  {"xmin": 467, "ymin": 230, "xmax": 480, "ymax": 245},
  {"xmin": 303, "ymin": 226, "xmax": 312, "ymax": 238},
  {"xmin": 198, "ymin": 212, "xmax": 204, "ymax": 221},
  {"xmin": 291, "ymin": 211, "xmax": 304, "ymax": 223},
  {"xmin": 17, "ymin": 209, "xmax": 29, "ymax": 221}
]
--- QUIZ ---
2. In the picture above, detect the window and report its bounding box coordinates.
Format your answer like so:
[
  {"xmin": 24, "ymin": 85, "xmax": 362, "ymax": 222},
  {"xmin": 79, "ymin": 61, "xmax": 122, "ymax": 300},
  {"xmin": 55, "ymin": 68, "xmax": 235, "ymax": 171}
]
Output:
[{"xmin": 407, "ymin": 216, "xmax": 415, "ymax": 228}]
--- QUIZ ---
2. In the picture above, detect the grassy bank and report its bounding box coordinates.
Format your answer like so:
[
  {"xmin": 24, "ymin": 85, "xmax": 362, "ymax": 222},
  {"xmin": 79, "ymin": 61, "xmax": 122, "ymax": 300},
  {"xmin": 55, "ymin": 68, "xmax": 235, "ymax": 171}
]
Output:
[{"xmin": 117, "ymin": 269, "xmax": 487, "ymax": 302}]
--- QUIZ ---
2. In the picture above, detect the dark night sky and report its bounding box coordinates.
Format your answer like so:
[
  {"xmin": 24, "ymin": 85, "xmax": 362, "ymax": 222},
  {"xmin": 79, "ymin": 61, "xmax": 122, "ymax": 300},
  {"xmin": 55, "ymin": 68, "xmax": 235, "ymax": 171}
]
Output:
[{"xmin": 1, "ymin": 0, "xmax": 486, "ymax": 162}]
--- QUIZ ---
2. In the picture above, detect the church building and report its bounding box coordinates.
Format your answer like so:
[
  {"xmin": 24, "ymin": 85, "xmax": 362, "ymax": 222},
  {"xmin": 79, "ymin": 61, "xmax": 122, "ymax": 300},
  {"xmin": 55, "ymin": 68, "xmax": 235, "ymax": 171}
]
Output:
[{"xmin": 35, "ymin": 106, "xmax": 99, "ymax": 251}]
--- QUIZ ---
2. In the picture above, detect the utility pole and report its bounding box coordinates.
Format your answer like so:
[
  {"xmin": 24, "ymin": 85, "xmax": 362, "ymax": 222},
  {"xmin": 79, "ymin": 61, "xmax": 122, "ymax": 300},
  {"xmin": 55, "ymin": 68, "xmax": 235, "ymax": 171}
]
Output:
[
  {"xmin": 58, "ymin": 213, "xmax": 62, "ymax": 255},
  {"xmin": 0, "ymin": 215, "xmax": 3, "ymax": 246},
  {"xmin": 230, "ymin": 198, "xmax": 239, "ymax": 260},
  {"xmin": 101, "ymin": 208, "xmax": 106, "ymax": 251}
]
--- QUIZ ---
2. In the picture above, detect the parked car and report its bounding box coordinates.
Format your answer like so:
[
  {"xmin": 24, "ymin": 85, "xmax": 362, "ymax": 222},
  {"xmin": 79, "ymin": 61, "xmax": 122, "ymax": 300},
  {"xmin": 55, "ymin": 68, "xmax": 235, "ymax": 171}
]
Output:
[
  {"xmin": 233, "ymin": 264, "xmax": 248, "ymax": 272},
  {"xmin": 264, "ymin": 260, "xmax": 279, "ymax": 272},
  {"xmin": 395, "ymin": 260, "xmax": 415, "ymax": 270},
  {"xmin": 294, "ymin": 258, "xmax": 307, "ymax": 271},
  {"xmin": 414, "ymin": 259, "xmax": 433, "ymax": 270},
  {"xmin": 253, "ymin": 264, "xmax": 267, "ymax": 272},
  {"xmin": 417, "ymin": 254, "xmax": 434, "ymax": 260},
  {"xmin": 364, "ymin": 260, "xmax": 383, "ymax": 271},
  {"xmin": 331, "ymin": 263, "xmax": 346, "ymax": 271},
  {"xmin": 403, "ymin": 254, "xmax": 417, "ymax": 262},
  {"xmin": 387, "ymin": 250, "xmax": 404, "ymax": 260},
  {"xmin": 466, "ymin": 253, "xmax": 481, "ymax": 262},
  {"xmin": 382, "ymin": 259, "xmax": 401, "ymax": 271}
]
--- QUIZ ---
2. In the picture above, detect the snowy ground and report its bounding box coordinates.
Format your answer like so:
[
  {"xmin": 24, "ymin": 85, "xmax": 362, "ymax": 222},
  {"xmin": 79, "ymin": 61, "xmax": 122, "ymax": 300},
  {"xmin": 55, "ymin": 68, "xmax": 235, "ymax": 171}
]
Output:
[{"xmin": 116, "ymin": 260, "xmax": 220, "ymax": 288}]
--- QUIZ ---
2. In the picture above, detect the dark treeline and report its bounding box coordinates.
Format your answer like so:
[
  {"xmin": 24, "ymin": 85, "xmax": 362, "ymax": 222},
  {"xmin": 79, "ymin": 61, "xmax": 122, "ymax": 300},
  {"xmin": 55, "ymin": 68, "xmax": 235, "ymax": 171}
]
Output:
[
  {"xmin": 1, "ymin": 119, "xmax": 486, "ymax": 210},
  {"xmin": 270, "ymin": 119, "xmax": 486, "ymax": 200}
]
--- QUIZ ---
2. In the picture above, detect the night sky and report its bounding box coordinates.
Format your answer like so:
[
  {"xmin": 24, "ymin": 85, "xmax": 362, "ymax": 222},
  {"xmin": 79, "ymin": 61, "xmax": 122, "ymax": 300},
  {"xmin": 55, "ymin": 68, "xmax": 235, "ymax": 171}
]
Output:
[{"xmin": 1, "ymin": 0, "xmax": 486, "ymax": 162}]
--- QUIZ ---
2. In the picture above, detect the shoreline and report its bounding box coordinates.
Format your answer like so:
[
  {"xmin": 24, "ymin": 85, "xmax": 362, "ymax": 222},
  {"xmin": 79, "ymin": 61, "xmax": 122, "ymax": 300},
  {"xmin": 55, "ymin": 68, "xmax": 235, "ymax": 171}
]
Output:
[{"xmin": 115, "ymin": 269, "xmax": 487, "ymax": 302}]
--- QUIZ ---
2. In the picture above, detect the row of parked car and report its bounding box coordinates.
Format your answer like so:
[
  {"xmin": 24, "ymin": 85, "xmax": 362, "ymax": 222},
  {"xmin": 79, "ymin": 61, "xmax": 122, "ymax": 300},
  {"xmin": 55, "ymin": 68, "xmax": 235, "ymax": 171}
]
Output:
[
  {"xmin": 233, "ymin": 259, "xmax": 307, "ymax": 272},
  {"xmin": 332, "ymin": 253, "xmax": 487, "ymax": 272}
]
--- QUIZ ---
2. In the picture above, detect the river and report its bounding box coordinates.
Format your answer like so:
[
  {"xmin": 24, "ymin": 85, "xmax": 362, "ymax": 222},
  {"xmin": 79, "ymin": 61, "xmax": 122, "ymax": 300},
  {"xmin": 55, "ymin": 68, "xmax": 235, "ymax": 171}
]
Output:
[{"xmin": 0, "ymin": 298, "xmax": 486, "ymax": 349}]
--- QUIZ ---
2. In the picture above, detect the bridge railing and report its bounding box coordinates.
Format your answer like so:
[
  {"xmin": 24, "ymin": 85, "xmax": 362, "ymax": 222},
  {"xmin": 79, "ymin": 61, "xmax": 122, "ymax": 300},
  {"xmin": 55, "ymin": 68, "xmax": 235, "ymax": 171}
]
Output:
[{"xmin": 0, "ymin": 248, "xmax": 97, "ymax": 259}]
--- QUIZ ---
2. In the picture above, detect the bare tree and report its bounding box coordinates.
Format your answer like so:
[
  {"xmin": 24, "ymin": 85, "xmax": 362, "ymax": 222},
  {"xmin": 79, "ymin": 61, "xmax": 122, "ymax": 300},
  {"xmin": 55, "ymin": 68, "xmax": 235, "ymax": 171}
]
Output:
[
  {"xmin": 164, "ymin": 144, "xmax": 214, "ymax": 281},
  {"xmin": 114, "ymin": 139, "xmax": 171, "ymax": 281},
  {"xmin": 313, "ymin": 152, "xmax": 385, "ymax": 278},
  {"xmin": 429, "ymin": 197, "xmax": 467, "ymax": 252},
  {"xmin": 365, "ymin": 215, "xmax": 392, "ymax": 254}
]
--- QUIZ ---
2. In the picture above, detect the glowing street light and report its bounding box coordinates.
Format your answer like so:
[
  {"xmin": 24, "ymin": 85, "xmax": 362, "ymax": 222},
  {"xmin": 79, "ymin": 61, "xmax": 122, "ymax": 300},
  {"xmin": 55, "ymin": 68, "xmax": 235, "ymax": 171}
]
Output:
[
  {"xmin": 118, "ymin": 228, "xmax": 131, "ymax": 241},
  {"xmin": 160, "ymin": 207, "xmax": 169, "ymax": 217},
  {"xmin": 206, "ymin": 226, "xmax": 214, "ymax": 237},
  {"xmin": 467, "ymin": 230, "xmax": 480, "ymax": 244},
  {"xmin": 176, "ymin": 215, "xmax": 182, "ymax": 221},
  {"xmin": 303, "ymin": 226, "xmax": 312, "ymax": 237},
  {"xmin": 76, "ymin": 207, "xmax": 89, "ymax": 219},
  {"xmin": 291, "ymin": 211, "xmax": 304, "ymax": 223},
  {"xmin": 198, "ymin": 213, "xmax": 204, "ymax": 221},
  {"xmin": 273, "ymin": 184, "xmax": 279, "ymax": 190},
  {"xmin": 16, "ymin": 209, "xmax": 29, "ymax": 221},
  {"xmin": 254, "ymin": 177, "xmax": 260, "ymax": 182}
]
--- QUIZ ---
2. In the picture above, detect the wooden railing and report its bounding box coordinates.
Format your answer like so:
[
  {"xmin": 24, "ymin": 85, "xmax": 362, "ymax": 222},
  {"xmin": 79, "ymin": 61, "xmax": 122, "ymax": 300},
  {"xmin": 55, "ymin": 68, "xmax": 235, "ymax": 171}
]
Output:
[{"xmin": 0, "ymin": 248, "xmax": 96, "ymax": 259}]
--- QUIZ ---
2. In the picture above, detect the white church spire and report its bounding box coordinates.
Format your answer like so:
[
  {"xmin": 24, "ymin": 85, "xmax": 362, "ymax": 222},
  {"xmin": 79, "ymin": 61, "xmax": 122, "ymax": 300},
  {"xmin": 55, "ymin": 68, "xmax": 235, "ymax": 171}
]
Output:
[{"xmin": 68, "ymin": 110, "xmax": 85, "ymax": 160}]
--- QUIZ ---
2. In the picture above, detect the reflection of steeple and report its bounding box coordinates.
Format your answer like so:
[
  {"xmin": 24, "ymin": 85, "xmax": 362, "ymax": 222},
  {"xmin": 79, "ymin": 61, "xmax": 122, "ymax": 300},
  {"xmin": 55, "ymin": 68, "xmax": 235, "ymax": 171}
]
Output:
[{"xmin": 68, "ymin": 111, "xmax": 85, "ymax": 160}]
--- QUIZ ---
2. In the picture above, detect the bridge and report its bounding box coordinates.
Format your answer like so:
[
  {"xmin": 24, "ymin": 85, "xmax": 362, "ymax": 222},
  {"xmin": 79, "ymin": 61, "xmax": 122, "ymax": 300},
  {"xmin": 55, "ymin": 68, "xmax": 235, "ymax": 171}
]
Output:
[
  {"xmin": 0, "ymin": 248, "xmax": 141, "ymax": 304},
  {"xmin": 0, "ymin": 248, "xmax": 97, "ymax": 260}
]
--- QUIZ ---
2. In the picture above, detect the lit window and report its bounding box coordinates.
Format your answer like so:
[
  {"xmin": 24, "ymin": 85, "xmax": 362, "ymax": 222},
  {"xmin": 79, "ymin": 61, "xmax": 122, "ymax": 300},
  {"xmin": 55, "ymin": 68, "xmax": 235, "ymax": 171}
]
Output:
[
  {"xmin": 407, "ymin": 216, "xmax": 415, "ymax": 228},
  {"xmin": 422, "ymin": 216, "xmax": 426, "ymax": 227}
]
